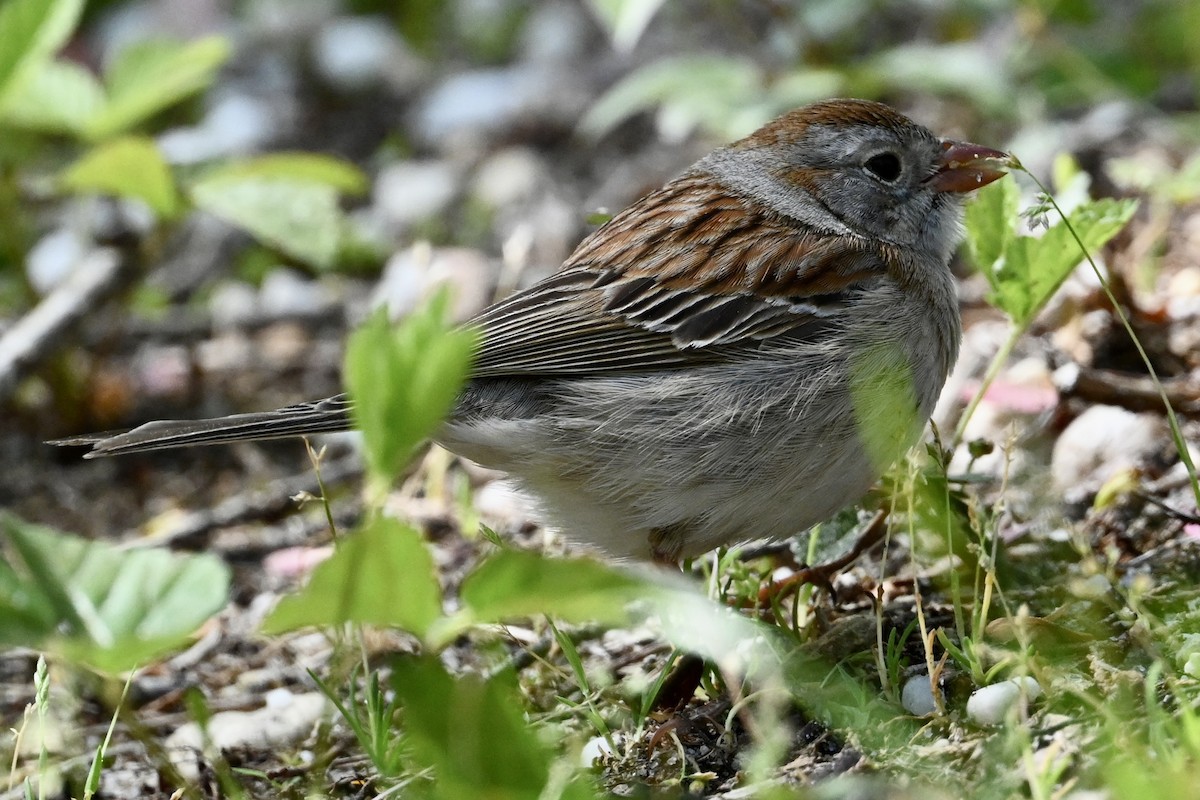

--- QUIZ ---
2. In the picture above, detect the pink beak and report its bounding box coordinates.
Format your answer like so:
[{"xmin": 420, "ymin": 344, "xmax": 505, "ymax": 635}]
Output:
[{"xmin": 930, "ymin": 141, "xmax": 1010, "ymax": 193}]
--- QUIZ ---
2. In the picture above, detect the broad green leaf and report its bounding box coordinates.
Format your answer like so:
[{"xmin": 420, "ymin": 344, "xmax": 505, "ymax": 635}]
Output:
[
  {"xmin": 344, "ymin": 295, "xmax": 476, "ymax": 490},
  {"xmin": 62, "ymin": 136, "xmax": 179, "ymax": 216},
  {"xmin": 964, "ymin": 176, "xmax": 1019, "ymax": 285},
  {"xmin": 868, "ymin": 42, "xmax": 1012, "ymax": 113},
  {"xmin": 391, "ymin": 657, "xmax": 568, "ymax": 800},
  {"xmin": 586, "ymin": 0, "xmax": 669, "ymax": 53},
  {"xmin": 457, "ymin": 550, "xmax": 769, "ymax": 669},
  {"xmin": 459, "ymin": 550, "xmax": 649, "ymax": 627},
  {"xmin": 988, "ymin": 197, "xmax": 1137, "ymax": 326},
  {"xmin": 262, "ymin": 517, "xmax": 442, "ymax": 637},
  {"xmin": 190, "ymin": 174, "xmax": 342, "ymax": 269},
  {"xmin": 85, "ymin": 36, "xmax": 230, "ymax": 140},
  {"xmin": 199, "ymin": 152, "xmax": 368, "ymax": 195},
  {"xmin": 0, "ymin": 0, "xmax": 83, "ymax": 109},
  {"xmin": 580, "ymin": 55, "xmax": 762, "ymax": 141},
  {"xmin": 0, "ymin": 514, "xmax": 230, "ymax": 672},
  {"xmin": 0, "ymin": 58, "xmax": 103, "ymax": 134}
]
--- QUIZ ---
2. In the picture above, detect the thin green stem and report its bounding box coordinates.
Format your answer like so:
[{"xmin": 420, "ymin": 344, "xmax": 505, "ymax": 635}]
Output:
[{"xmin": 953, "ymin": 325, "xmax": 1023, "ymax": 447}]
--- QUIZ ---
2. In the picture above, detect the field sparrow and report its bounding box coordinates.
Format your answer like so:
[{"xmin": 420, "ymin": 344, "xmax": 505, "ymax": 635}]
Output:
[{"xmin": 60, "ymin": 99, "xmax": 1007, "ymax": 561}]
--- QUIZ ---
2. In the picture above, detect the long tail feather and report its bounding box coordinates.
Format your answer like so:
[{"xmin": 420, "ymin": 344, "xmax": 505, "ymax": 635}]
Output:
[{"xmin": 50, "ymin": 394, "xmax": 354, "ymax": 458}]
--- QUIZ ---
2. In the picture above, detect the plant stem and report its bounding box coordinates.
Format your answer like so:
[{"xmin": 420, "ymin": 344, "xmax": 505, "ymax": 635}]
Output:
[{"xmin": 953, "ymin": 324, "xmax": 1023, "ymax": 447}]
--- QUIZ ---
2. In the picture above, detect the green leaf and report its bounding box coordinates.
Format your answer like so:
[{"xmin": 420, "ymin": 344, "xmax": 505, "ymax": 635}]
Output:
[
  {"xmin": 200, "ymin": 152, "xmax": 369, "ymax": 194},
  {"xmin": 261, "ymin": 516, "xmax": 442, "ymax": 638},
  {"xmin": 580, "ymin": 55, "xmax": 763, "ymax": 141},
  {"xmin": 964, "ymin": 176, "xmax": 1020, "ymax": 286},
  {"xmin": 988, "ymin": 197, "xmax": 1138, "ymax": 326},
  {"xmin": 457, "ymin": 551, "xmax": 769, "ymax": 669},
  {"xmin": 0, "ymin": 58, "xmax": 103, "ymax": 134},
  {"xmin": 344, "ymin": 295, "xmax": 477, "ymax": 490},
  {"xmin": 459, "ymin": 550, "xmax": 649, "ymax": 627},
  {"xmin": 586, "ymin": 0, "xmax": 669, "ymax": 53},
  {"xmin": 190, "ymin": 174, "xmax": 342, "ymax": 269},
  {"xmin": 0, "ymin": 0, "xmax": 83, "ymax": 109},
  {"xmin": 62, "ymin": 136, "xmax": 179, "ymax": 216},
  {"xmin": 0, "ymin": 514, "xmax": 230, "ymax": 672},
  {"xmin": 85, "ymin": 36, "xmax": 230, "ymax": 140},
  {"xmin": 390, "ymin": 656, "xmax": 559, "ymax": 799}
]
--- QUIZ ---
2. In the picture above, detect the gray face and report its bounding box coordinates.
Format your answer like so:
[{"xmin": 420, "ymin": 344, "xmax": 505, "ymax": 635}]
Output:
[
  {"xmin": 788, "ymin": 121, "xmax": 958, "ymax": 250},
  {"xmin": 696, "ymin": 117, "xmax": 966, "ymax": 263}
]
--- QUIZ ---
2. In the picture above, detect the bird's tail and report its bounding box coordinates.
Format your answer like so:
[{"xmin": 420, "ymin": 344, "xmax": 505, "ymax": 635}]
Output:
[{"xmin": 50, "ymin": 394, "xmax": 354, "ymax": 458}]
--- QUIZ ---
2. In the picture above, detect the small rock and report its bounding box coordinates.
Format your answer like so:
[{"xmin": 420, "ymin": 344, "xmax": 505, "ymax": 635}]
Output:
[
  {"xmin": 208, "ymin": 281, "xmax": 260, "ymax": 328},
  {"xmin": 158, "ymin": 93, "xmax": 276, "ymax": 164},
  {"xmin": 1051, "ymin": 404, "xmax": 1164, "ymax": 491},
  {"xmin": 520, "ymin": 1, "xmax": 593, "ymax": 63},
  {"xmin": 26, "ymin": 229, "xmax": 87, "ymax": 294},
  {"xmin": 372, "ymin": 243, "xmax": 494, "ymax": 323},
  {"xmin": 311, "ymin": 16, "xmax": 424, "ymax": 92},
  {"xmin": 165, "ymin": 691, "xmax": 328, "ymax": 781},
  {"xmin": 580, "ymin": 735, "xmax": 613, "ymax": 766},
  {"xmin": 472, "ymin": 147, "xmax": 546, "ymax": 208},
  {"xmin": 966, "ymin": 677, "xmax": 1042, "ymax": 726},
  {"xmin": 260, "ymin": 268, "xmax": 336, "ymax": 316},
  {"xmin": 901, "ymin": 675, "xmax": 939, "ymax": 716},
  {"xmin": 373, "ymin": 160, "xmax": 460, "ymax": 229}
]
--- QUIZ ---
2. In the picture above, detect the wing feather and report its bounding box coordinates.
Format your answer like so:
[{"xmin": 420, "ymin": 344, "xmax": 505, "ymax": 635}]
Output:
[{"xmin": 471, "ymin": 172, "xmax": 891, "ymax": 377}]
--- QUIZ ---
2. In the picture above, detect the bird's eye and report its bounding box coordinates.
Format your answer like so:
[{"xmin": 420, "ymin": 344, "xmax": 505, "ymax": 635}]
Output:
[{"xmin": 864, "ymin": 152, "xmax": 902, "ymax": 182}]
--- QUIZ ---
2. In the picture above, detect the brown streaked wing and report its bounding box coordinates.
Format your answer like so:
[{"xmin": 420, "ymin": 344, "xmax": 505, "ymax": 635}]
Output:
[{"xmin": 470, "ymin": 174, "xmax": 888, "ymax": 378}]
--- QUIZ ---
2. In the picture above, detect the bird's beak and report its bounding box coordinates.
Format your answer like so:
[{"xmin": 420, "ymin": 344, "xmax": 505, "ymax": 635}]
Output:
[{"xmin": 930, "ymin": 140, "xmax": 1010, "ymax": 193}]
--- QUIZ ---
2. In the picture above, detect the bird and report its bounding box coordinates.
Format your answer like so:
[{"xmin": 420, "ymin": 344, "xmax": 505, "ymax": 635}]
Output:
[{"xmin": 56, "ymin": 99, "xmax": 1008, "ymax": 562}]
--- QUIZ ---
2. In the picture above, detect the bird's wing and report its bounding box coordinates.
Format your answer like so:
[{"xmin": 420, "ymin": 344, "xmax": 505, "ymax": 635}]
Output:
[{"xmin": 470, "ymin": 173, "xmax": 891, "ymax": 378}]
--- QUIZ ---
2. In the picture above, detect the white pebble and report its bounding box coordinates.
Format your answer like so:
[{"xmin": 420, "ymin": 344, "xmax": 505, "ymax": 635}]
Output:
[
  {"xmin": 966, "ymin": 677, "xmax": 1043, "ymax": 726},
  {"xmin": 26, "ymin": 229, "xmax": 87, "ymax": 294},
  {"xmin": 901, "ymin": 675, "xmax": 939, "ymax": 716},
  {"xmin": 579, "ymin": 735, "xmax": 613, "ymax": 766}
]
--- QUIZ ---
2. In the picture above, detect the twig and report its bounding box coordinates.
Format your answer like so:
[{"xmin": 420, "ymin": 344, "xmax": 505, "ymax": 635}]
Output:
[
  {"xmin": 124, "ymin": 453, "xmax": 363, "ymax": 550},
  {"xmin": 1054, "ymin": 363, "xmax": 1200, "ymax": 415},
  {"xmin": 0, "ymin": 247, "xmax": 137, "ymax": 403}
]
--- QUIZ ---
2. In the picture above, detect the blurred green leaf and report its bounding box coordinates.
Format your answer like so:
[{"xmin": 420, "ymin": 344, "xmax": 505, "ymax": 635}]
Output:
[
  {"xmin": 344, "ymin": 294, "xmax": 476, "ymax": 490},
  {"xmin": 867, "ymin": 42, "xmax": 1013, "ymax": 112},
  {"xmin": 459, "ymin": 550, "xmax": 648, "ymax": 628},
  {"xmin": 201, "ymin": 152, "xmax": 369, "ymax": 194},
  {"xmin": 0, "ymin": 58, "xmax": 103, "ymax": 134},
  {"xmin": 964, "ymin": 177, "xmax": 1020, "ymax": 287},
  {"xmin": 392, "ymin": 655, "xmax": 598, "ymax": 799},
  {"xmin": 987, "ymin": 197, "xmax": 1137, "ymax": 326},
  {"xmin": 85, "ymin": 36, "xmax": 230, "ymax": 140},
  {"xmin": 581, "ymin": 55, "xmax": 764, "ymax": 142},
  {"xmin": 262, "ymin": 516, "xmax": 442, "ymax": 637},
  {"xmin": 62, "ymin": 136, "xmax": 179, "ymax": 216},
  {"xmin": 0, "ymin": 514, "xmax": 230, "ymax": 672},
  {"xmin": 189, "ymin": 154, "xmax": 366, "ymax": 269},
  {"xmin": 191, "ymin": 175, "xmax": 340, "ymax": 269},
  {"xmin": 586, "ymin": 0, "xmax": 669, "ymax": 53},
  {"xmin": 0, "ymin": 0, "xmax": 83, "ymax": 110}
]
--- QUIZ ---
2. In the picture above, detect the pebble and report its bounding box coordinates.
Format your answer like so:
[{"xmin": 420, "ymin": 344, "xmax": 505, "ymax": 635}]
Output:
[
  {"xmin": 901, "ymin": 674, "xmax": 939, "ymax": 716},
  {"xmin": 26, "ymin": 228, "xmax": 88, "ymax": 294},
  {"xmin": 580, "ymin": 735, "xmax": 614, "ymax": 766},
  {"xmin": 472, "ymin": 147, "xmax": 546, "ymax": 208},
  {"xmin": 260, "ymin": 268, "xmax": 336, "ymax": 317},
  {"xmin": 372, "ymin": 243, "xmax": 494, "ymax": 323},
  {"xmin": 165, "ymin": 690, "xmax": 328, "ymax": 781},
  {"xmin": 1050, "ymin": 404, "xmax": 1164, "ymax": 491},
  {"xmin": 966, "ymin": 677, "xmax": 1043, "ymax": 726},
  {"xmin": 373, "ymin": 160, "xmax": 460, "ymax": 229},
  {"xmin": 311, "ymin": 16, "xmax": 424, "ymax": 92},
  {"xmin": 158, "ymin": 92, "xmax": 276, "ymax": 164}
]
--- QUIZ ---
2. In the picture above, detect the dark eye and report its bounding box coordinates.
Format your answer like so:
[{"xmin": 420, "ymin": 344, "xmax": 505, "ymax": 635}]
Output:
[{"xmin": 864, "ymin": 152, "xmax": 902, "ymax": 182}]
